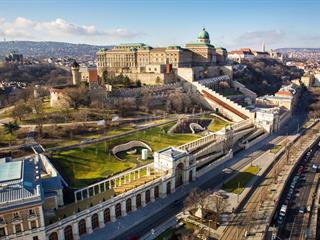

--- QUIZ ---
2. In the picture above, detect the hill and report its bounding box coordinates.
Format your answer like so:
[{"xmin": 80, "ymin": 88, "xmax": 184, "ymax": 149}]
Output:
[
  {"xmin": 0, "ymin": 41, "xmax": 112, "ymax": 58},
  {"xmin": 234, "ymin": 58, "xmax": 304, "ymax": 96}
]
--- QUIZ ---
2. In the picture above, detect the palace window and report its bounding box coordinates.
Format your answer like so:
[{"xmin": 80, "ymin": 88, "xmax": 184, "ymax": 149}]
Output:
[
  {"xmin": 0, "ymin": 227, "xmax": 6, "ymax": 237},
  {"xmin": 30, "ymin": 220, "xmax": 37, "ymax": 229},
  {"xmin": 29, "ymin": 209, "xmax": 35, "ymax": 216},
  {"xmin": 13, "ymin": 212, "xmax": 20, "ymax": 219},
  {"xmin": 15, "ymin": 224, "xmax": 22, "ymax": 233}
]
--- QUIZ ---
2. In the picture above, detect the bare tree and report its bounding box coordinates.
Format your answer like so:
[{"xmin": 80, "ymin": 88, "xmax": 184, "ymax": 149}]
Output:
[
  {"xmin": 210, "ymin": 194, "xmax": 229, "ymax": 224},
  {"xmin": 219, "ymin": 80, "xmax": 230, "ymax": 89},
  {"xmin": 16, "ymin": 87, "xmax": 34, "ymax": 103},
  {"xmin": 30, "ymin": 97, "xmax": 44, "ymax": 137},
  {"xmin": 65, "ymin": 87, "xmax": 90, "ymax": 110},
  {"xmin": 184, "ymin": 188, "xmax": 211, "ymax": 212},
  {"xmin": 12, "ymin": 100, "xmax": 32, "ymax": 121}
]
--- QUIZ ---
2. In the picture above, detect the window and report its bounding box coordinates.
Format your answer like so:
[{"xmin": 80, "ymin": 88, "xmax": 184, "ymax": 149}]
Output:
[
  {"xmin": 13, "ymin": 212, "xmax": 19, "ymax": 219},
  {"xmin": 33, "ymin": 236, "xmax": 39, "ymax": 240},
  {"xmin": 15, "ymin": 224, "xmax": 22, "ymax": 233},
  {"xmin": 0, "ymin": 227, "xmax": 6, "ymax": 237},
  {"xmin": 29, "ymin": 209, "xmax": 35, "ymax": 216},
  {"xmin": 0, "ymin": 216, "xmax": 4, "ymax": 224},
  {"xmin": 30, "ymin": 220, "xmax": 37, "ymax": 229}
]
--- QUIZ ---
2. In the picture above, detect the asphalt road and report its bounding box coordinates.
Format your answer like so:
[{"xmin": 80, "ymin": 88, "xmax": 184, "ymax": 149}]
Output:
[
  {"xmin": 84, "ymin": 90, "xmax": 312, "ymax": 240},
  {"xmin": 114, "ymin": 135, "xmax": 301, "ymax": 239},
  {"xmin": 276, "ymin": 148, "xmax": 320, "ymax": 239}
]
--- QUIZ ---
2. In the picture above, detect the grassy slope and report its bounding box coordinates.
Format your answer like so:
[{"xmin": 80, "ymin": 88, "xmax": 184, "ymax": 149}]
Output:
[
  {"xmin": 207, "ymin": 118, "xmax": 229, "ymax": 132},
  {"xmin": 222, "ymin": 166, "xmax": 260, "ymax": 194},
  {"xmin": 51, "ymin": 122, "xmax": 199, "ymax": 188}
]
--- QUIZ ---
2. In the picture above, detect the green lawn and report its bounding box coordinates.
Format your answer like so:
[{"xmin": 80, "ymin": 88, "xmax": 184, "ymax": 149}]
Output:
[
  {"xmin": 222, "ymin": 166, "xmax": 260, "ymax": 194},
  {"xmin": 207, "ymin": 118, "xmax": 229, "ymax": 132},
  {"xmin": 270, "ymin": 145, "xmax": 282, "ymax": 154},
  {"xmin": 51, "ymin": 122, "xmax": 199, "ymax": 188}
]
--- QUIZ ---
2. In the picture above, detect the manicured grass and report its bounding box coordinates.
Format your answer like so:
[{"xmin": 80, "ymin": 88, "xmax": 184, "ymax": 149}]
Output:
[
  {"xmin": 207, "ymin": 118, "xmax": 229, "ymax": 132},
  {"xmin": 270, "ymin": 145, "xmax": 282, "ymax": 154},
  {"xmin": 51, "ymin": 122, "xmax": 199, "ymax": 188},
  {"xmin": 222, "ymin": 166, "xmax": 260, "ymax": 194}
]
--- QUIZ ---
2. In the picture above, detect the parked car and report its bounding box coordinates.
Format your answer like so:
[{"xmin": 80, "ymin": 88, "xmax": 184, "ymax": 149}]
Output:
[{"xmin": 299, "ymin": 207, "xmax": 305, "ymax": 214}]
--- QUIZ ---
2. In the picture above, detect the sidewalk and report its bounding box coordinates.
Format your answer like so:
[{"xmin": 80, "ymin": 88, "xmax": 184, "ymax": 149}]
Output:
[{"xmin": 82, "ymin": 129, "xmax": 282, "ymax": 240}]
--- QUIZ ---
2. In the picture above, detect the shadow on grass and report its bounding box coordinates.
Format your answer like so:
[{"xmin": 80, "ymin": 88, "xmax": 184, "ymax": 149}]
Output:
[{"xmin": 222, "ymin": 167, "xmax": 259, "ymax": 194}]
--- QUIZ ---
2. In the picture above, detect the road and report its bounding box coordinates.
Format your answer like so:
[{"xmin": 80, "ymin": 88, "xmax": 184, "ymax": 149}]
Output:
[
  {"xmin": 100, "ymin": 135, "xmax": 297, "ymax": 240},
  {"xmin": 83, "ymin": 91, "xmax": 311, "ymax": 240},
  {"xmin": 276, "ymin": 148, "xmax": 320, "ymax": 239}
]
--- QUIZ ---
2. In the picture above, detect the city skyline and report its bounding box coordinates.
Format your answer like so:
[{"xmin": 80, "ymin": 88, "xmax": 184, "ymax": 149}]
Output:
[{"xmin": 0, "ymin": 0, "xmax": 320, "ymax": 50}]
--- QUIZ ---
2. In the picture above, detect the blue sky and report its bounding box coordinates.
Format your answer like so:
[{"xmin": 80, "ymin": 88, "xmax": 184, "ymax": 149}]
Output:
[{"xmin": 0, "ymin": 0, "xmax": 319, "ymax": 50}]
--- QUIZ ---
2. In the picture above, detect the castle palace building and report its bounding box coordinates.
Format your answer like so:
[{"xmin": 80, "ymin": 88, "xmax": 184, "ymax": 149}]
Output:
[{"xmin": 96, "ymin": 29, "xmax": 227, "ymax": 83}]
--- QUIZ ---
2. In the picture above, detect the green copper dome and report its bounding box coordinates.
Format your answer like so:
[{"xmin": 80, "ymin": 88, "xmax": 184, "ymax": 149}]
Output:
[{"xmin": 198, "ymin": 28, "xmax": 210, "ymax": 39}]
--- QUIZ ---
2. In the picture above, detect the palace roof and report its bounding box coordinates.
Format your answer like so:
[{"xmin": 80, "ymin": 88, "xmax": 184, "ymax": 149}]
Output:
[{"xmin": 0, "ymin": 156, "xmax": 42, "ymax": 211}]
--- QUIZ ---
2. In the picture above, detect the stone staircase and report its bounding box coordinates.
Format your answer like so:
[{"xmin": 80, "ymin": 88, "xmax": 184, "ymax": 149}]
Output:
[{"xmin": 192, "ymin": 81, "xmax": 255, "ymax": 122}]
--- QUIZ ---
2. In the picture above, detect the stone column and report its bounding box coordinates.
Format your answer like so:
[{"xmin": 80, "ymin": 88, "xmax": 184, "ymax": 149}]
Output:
[
  {"xmin": 131, "ymin": 196, "xmax": 137, "ymax": 211},
  {"xmin": 160, "ymin": 182, "xmax": 167, "ymax": 198},
  {"xmin": 98, "ymin": 211, "xmax": 105, "ymax": 228},
  {"xmin": 121, "ymin": 201, "xmax": 127, "ymax": 216},
  {"xmin": 141, "ymin": 192, "xmax": 146, "ymax": 207},
  {"xmin": 72, "ymin": 222, "xmax": 80, "ymax": 240},
  {"xmin": 150, "ymin": 188, "xmax": 155, "ymax": 202},
  {"xmin": 110, "ymin": 205, "xmax": 116, "ymax": 222},
  {"xmin": 171, "ymin": 179, "xmax": 176, "ymax": 193},
  {"xmin": 146, "ymin": 167, "xmax": 151, "ymax": 176},
  {"xmin": 86, "ymin": 216, "xmax": 93, "ymax": 234},
  {"xmin": 58, "ymin": 228, "xmax": 65, "ymax": 240}
]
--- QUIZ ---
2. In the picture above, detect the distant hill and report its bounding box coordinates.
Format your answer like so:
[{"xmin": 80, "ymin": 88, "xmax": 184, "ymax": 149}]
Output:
[
  {"xmin": 0, "ymin": 41, "xmax": 112, "ymax": 58},
  {"xmin": 276, "ymin": 48, "xmax": 320, "ymax": 53}
]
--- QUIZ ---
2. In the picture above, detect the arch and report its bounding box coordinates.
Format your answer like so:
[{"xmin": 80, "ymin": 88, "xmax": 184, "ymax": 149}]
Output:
[
  {"xmin": 126, "ymin": 198, "xmax": 132, "ymax": 213},
  {"xmin": 145, "ymin": 190, "xmax": 151, "ymax": 203},
  {"xmin": 91, "ymin": 213, "xmax": 99, "ymax": 230},
  {"xmin": 136, "ymin": 194, "xmax": 142, "ymax": 208},
  {"xmin": 49, "ymin": 232, "xmax": 58, "ymax": 240},
  {"xmin": 104, "ymin": 208, "xmax": 111, "ymax": 223},
  {"xmin": 166, "ymin": 181, "xmax": 171, "ymax": 194},
  {"xmin": 78, "ymin": 219, "xmax": 86, "ymax": 236},
  {"xmin": 115, "ymin": 203, "xmax": 122, "ymax": 218},
  {"xmin": 154, "ymin": 186, "xmax": 159, "ymax": 199},
  {"xmin": 175, "ymin": 162, "xmax": 184, "ymax": 187},
  {"xmin": 64, "ymin": 225, "xmax": 73, "ymax": 240}
]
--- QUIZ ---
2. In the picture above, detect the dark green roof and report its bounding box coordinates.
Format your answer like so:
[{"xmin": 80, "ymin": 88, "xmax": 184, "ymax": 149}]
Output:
[{"xmin": 198, "ymin": 28, "xmax": 210, "ymax": 39}]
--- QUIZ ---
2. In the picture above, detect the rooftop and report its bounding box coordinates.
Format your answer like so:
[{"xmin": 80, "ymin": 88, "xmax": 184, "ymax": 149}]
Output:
[
  {"xmin": 0, "ymin": 157, "xmax": 42, "ymax": 210},
  {"xmin": 0, "ymin": 161, "xmax": 22, "ymax": 183},
  {"xmin": 158, "ymin": 147, "xmax": 187, "ymax": 161}
]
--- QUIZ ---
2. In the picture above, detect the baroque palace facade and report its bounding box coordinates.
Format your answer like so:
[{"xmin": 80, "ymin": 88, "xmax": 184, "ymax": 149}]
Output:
[{"xmin": 96, "ymin": 28, "xmax": 227, "ymax": 84}]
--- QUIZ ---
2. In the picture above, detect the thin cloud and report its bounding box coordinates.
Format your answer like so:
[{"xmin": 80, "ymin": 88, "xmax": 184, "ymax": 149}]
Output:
[
  {"xmin": 236, "ymin": 30, "xmax": 286, "ymax": 46},
  {"xmin": 0, "ymin": 17, "xmax": 142, "ymax": 41}
]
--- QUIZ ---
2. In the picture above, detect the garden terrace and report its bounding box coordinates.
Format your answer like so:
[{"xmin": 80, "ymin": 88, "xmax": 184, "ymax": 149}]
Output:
[{"xmin": 50, "ymin": 122, "xmax": 199, "ymax": 188}]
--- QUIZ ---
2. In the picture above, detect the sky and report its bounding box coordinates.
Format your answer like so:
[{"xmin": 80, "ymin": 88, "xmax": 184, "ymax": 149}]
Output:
[{"xmin": 0, "ymin": 0, "xmax": 319, "ymax": 50}]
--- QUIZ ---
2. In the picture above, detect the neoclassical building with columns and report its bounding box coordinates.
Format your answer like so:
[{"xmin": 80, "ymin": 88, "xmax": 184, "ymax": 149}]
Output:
[
  {"xmin": 0, "ymin": 145, "xmax": 196, "ymax": 240},
  {"xmin": 96, "ymin": 28, "xmax": 228, "ymax": 84}
]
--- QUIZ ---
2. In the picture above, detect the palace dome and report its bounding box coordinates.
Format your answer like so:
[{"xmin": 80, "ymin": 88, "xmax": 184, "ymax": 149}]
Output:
[{"xmin": 198, "ymin": 28, "xmax": 210, "ymax": 39}]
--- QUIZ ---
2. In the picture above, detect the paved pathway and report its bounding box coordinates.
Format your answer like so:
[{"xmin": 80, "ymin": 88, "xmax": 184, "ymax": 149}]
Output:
[{"xmin": 81, "ymin": 130, "xmax": 286, "ymax": 240}]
